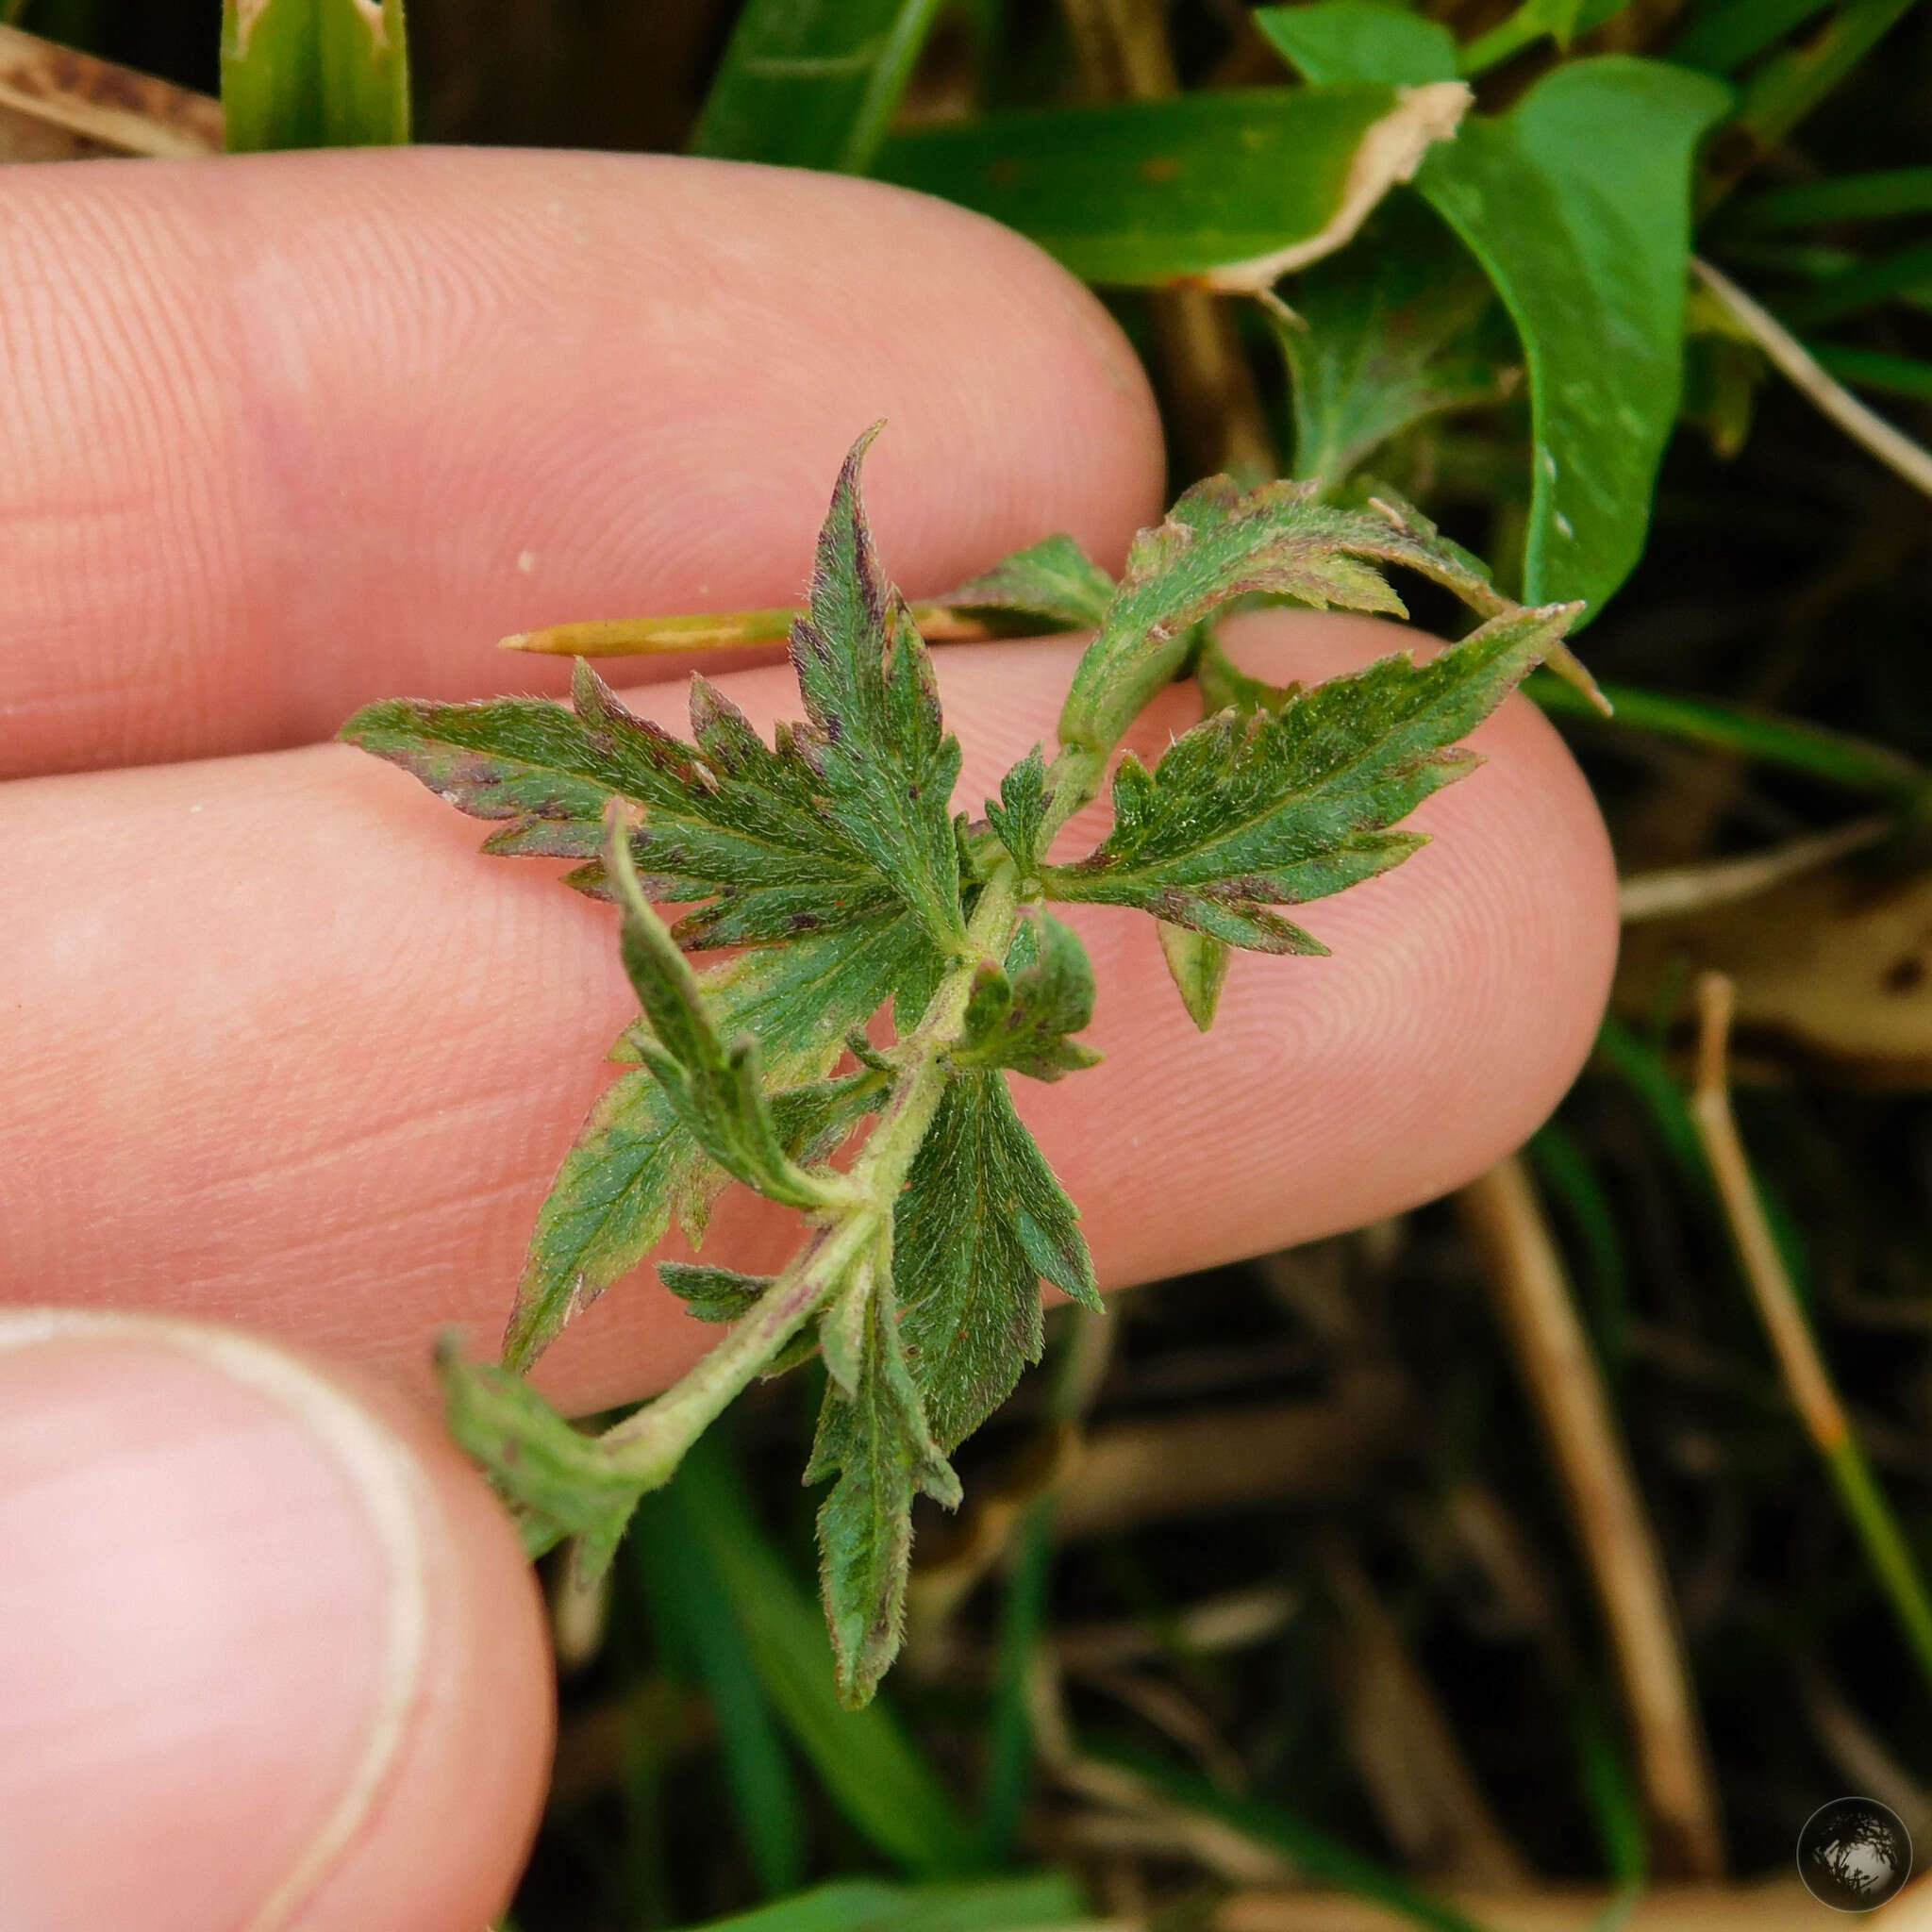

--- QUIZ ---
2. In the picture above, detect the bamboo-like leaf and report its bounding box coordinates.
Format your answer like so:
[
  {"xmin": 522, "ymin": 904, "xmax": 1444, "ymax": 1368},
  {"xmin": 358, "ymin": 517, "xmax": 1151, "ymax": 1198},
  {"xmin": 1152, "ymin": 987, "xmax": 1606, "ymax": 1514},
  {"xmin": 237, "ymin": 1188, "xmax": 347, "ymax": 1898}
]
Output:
[
  {"xmin": 692, "ymin": 0, "xmax": 946, "ymax": 175},
  {"xmin": 874, "ymin": 82, "xmax": 1470, "ymax": 291},
  {"xmin": 221, "ymin": 0, "xmax": 408, "ymax": 152}
]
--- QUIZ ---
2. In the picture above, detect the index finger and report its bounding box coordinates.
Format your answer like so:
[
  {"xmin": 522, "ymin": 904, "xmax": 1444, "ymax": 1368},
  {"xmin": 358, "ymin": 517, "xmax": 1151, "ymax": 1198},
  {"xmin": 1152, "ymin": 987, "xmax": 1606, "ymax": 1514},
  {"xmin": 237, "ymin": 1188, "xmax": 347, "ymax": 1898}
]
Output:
[{"xmin": 0, "ymin": 146, "xmax": 1162, "ymax": 778}]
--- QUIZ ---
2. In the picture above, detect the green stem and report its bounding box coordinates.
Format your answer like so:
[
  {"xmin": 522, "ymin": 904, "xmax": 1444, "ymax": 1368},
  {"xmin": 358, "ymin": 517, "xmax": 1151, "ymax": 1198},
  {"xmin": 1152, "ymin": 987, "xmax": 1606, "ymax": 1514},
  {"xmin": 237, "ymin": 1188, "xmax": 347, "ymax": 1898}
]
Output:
[{"xmin": 594, "ymin": 868, "xmax": 1026, "ymax": 1484}]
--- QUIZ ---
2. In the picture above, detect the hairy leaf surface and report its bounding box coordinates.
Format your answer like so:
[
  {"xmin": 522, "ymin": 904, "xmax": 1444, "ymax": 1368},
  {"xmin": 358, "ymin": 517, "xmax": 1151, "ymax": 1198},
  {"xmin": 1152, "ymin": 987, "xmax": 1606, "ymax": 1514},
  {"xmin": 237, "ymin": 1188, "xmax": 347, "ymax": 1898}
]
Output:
[
  {"xmin": 896, "ymin": 1071, "xmax": 1101, "ymax": 1456},
  {"xmin": 807, "ymin": 1264, "xmax": 961, "ymax": 1706},
  {"xmin": 1048, "ymin": 603, "xmax": 1578, "ymax": 950},
  {"xmin": 607, "ymin": 812, "xmax": 835, "ymax": 1211},
  {"xmin": 955, "ymin": 914, "xmax": 1103, "ymax": 1083},
  {"xmin": 341, "ymin": 659, "xmax": 897, "ymax": 946},
  {"xmin": 790, "ymin": 430, "xmax": 970, "ymax": 951},
  {"xmin": 1057, "ymin": 475, "xmax": 1584, "ymax": 756},
  {"xmin": 439, "ymin": 1341, "xmax": 642, "ymax": 1581},
  {"xmin": 509, "ymin": 917, "xmax": 939, "ymax": 1371},
  {"xmin": 939, "ymin": 535, "xmax": 1117, "ymax": 629}
]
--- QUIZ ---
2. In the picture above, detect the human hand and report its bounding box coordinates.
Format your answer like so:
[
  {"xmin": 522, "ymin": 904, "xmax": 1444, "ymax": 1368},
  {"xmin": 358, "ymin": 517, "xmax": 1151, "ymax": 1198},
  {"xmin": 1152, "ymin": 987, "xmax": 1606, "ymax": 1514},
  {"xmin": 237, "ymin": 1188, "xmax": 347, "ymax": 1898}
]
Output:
[{"xmin": 0, "ymin": 147, "xmax": 1618, "ymax": 1931}]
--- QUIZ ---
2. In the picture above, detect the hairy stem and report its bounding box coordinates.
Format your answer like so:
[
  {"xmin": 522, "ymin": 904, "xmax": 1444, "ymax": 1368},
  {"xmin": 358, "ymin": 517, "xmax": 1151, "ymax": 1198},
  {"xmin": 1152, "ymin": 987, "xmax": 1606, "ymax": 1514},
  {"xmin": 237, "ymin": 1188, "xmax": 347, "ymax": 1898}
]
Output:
[{"xmin": 591, "ymin": 866, "xmax": 1026, "ymax": 1486}]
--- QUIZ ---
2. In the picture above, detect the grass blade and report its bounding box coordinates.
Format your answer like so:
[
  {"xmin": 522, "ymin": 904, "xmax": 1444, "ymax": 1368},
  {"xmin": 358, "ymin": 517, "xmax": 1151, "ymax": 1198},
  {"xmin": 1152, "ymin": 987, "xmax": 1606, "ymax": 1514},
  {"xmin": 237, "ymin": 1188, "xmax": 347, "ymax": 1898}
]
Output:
[
  {"xmin": 671, "ymin": 1432, "xmax": 982, "ymax": 1878},
  {"xmin": 634, "ymin": 1489, "xmax": 808, "ymax": 1898},
  {"xmin": 220, "ymin": 0, "xmax": 408, "ymax": 151},
  {"xmin": 692, "ymin": 0, "xmax": 946, "ymax": 175}
]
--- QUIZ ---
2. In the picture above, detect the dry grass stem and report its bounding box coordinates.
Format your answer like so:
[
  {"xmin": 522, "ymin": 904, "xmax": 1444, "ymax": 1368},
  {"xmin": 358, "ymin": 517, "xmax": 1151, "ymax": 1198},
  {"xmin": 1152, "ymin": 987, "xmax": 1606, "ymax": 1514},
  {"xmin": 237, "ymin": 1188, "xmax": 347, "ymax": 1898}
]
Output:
[
  {"xmin": 1318, "ymin": 1539, "xmax": 1534, "ymax": 1890},
  {"xmin": 1216, "ymin": 1882, "xmax": 1850, "ymax": 1930},
  {"xmin": 1617, "ymin": 816, "xmax": 1891, "ymax": 924},
  {"xmin": 1459, "ymin": 1157, "xmax": 1724, "ymax": 1879},
  {"xmin": 1691, "ymin": 258, "xmax": 1932, "ymax": 502},
  {"xmin": 0, "ymin": 25, "xmax": 221, "ymax": 159}
]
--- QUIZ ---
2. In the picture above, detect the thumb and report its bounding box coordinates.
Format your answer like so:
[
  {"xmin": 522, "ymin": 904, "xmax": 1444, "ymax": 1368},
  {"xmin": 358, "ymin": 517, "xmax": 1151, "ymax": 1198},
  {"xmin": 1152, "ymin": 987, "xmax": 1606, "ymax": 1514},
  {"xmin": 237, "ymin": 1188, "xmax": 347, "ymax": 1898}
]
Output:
[{"xmin": 0, "ymin": 1312, "xmax": 553, "ymax": 1932}]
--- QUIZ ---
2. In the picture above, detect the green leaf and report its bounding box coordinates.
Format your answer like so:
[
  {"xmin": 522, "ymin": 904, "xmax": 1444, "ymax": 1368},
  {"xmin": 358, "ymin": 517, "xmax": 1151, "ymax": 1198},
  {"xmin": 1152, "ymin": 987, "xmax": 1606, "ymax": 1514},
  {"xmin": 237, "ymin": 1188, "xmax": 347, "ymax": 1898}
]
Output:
[
  {"xmin": 1046, "ymin": 603, "xmax": 1578, "ymax": 951},
  {"xmin": 1260, "ymin": 28, "xmax": 1731, "ymax": 617},
  {"xmin": 438, "ymin": 1339, "xmax": 642, "ymax": 1582},
  {"xmin": 955, "ymin": 914, "xmax": 1103, "ymax": 1083},
  {"xmin": 687, "ymin": 1874, "xmax": 1087, "ymax": 1932},
  {"xmin": 874, "ymin": 83, "xmax": 1470, "ymax": 291},
  {"xmin": 1269, "ymin": 194, "xmax": 1514, "ymax": 491},
  {"xmin": 1156, "ymin": 922, "xmax": 1231, "ymax": 1032},
  {"xmin": 691, "ymin": 0, "xmax": 945, "ymax": 175},
  {"xmin": 1413, "ymin": 61, "xmax": 1731, "ymax": 612},
  {"xmin": 938, "ymin": 534, "xmax": 1117, "ymax": 629},
  {"xmin": 986, "ymin": 747, "xmax": 1050, "ymax": 874},
  {"xmin": 221, "ymin": 0, "xmax": 409, "ymax": 152},
  {"xmin": 808, "ymin": 1259, "xmax": 962, "ymax": 1706},
  {"xmin": 672, "ymin": 1437, "xmax": 980, "ymax": 1875},
  {"xmin": 1059, "ymin": 475, "xmax": 1578, "ymax": 757},
  {"xmin": 509, "ymin": 917, "xmax": 938, "ymax": 1371},
  {"xmin": 633, "ymin": 1494, "xmax": 808, "ymax": 1900},
  {"xmin": 341, "ymin": 658, "xmax": 900, "ymax": 948},
  {"xmin": 1254, "ymin": 2, "xmax": 1457, "ymax": 85},
  {"xmin": 1733, "ymin": 165, "xmax": 1932, "ymax": 229},
  {"xmin": 897, "ymin": 1070, "xmax": 1101, "ymax": 1456},
  {"xmin": 791, "ymin": 429, "xmax": 970, "ymax": 952},
  {"xmin": 1672, "ymin": 0, "xmax": 1835, "ymax": 74},
  {"xmin": 658, "ymin": 1261, "xmax": 775, "ymax": 1324},
  {"xmin": 1457, "ymin": 0, "xmax": 1588, "ymax": 76},
  {"xmin": 606, "ymin": 811, "xmax": 841, "ymax": 1213}
]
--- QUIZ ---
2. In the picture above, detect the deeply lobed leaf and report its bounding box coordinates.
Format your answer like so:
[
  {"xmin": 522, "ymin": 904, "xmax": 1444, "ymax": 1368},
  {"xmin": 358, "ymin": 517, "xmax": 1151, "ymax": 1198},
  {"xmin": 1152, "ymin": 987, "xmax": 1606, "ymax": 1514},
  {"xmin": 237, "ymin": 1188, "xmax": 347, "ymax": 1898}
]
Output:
[
  {"xmin": 955, "ymin": 913, "xmax": 1104, "ymax": 1084},
  {"xmin": 806, "ymin": 1258, "xmax": 962, "ymax": 1706},
  {"xmin": 790, "ymin": 428, "xmax": 970, "ymax": 953},
  {"xmin": 1047, "ymin": 602, "xmax": 1580, "ymax": 953},
  {"xmin": 606, "ymin": 808, "xmax": 839, "ymax": 1212},
  {"xmin": 939, "ymin": 533, "xmax": 1117, "ymax": 629},
  {"xmin": 896, "ymin": 1069, "xmax": 1101, "ymax": 1455}
]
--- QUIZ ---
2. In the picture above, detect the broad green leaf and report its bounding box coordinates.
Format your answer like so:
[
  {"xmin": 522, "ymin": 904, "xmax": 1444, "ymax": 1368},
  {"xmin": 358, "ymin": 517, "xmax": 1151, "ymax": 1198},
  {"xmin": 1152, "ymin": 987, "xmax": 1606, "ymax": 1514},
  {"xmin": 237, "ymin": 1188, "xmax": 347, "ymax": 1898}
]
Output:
[
  {"xmin": 874, "ymin": 83, "xmax": 1470, "ymax": 291},
  {"xmin": 938, "ymin": 534, "xmax": 1116, "ymax": 629},
  {"xmin": 1059, "ymin": 475, "xmax": 1575, "ymax": 757},
  {"xmin": 674, "ymin": 1434, "xmax": 981, "ymax": 1874},
  {"xmin": 1426, "ymin": 58, "xmax": 1729, "ymax": 607},
  {"xmin": 1255, "ymin": 1, "xmax": 1457, "ymax": 85},
  {"xmin": 438, "ymin": 1341, "xmax": 641, "ymax": 1581},
  {"xmin": 658, "ymin": 1261, "xmax": 775, "ymax": 1324},
  {"xmin": 808, "ymin": 1264, "xmax": 962, "ymax": 1706},
  {"xmin": 791, "ymin": 430, "xmax": 970, "ymax": 952},
  {"xmin": 222, "ymin": 0, "xmax": 408, "ymax": 151},
  {"xmin": 341, "ymin": 659, "xmax": 898, "ymax": 948},
  {"xmin": 606, "ymin": 812, "xmax": 837, "ymax": 1213},
  {"xmin": 1257, "ymin": 25, "xmax": 1732, "ymax": 617},
  {"xmin": 1046, "ymin": 604, "xmax": 1579, "ymax": 951},
  {"xmin": 509, "ymin": 917, "xmax": 937, "ymax": 1370},
  {"xmin": 955, "ymin": 914, "xmax": 1103, "ymax": 1083},
  {"xmin": 897, "ymin": 1070, "xmax": 1100, "ymax": 1455},
  {"xmin": 985, "ymin": 747, "xmax": 1049, "ymax": 874},
  {"xmin": 688, "ymin": 1874, "xmax": 1087, "ymax": 1932},
  {"xmin": 1269, "ymin": 195, "xmax": 1514, "ymax": 491},
  {"xmin": 692, "ymin": 0, "xmax": 945, "ymax": 175},
  {"xmin": 1157, "ymin": 923, "xmax": 1231, "ymax": 1032}
]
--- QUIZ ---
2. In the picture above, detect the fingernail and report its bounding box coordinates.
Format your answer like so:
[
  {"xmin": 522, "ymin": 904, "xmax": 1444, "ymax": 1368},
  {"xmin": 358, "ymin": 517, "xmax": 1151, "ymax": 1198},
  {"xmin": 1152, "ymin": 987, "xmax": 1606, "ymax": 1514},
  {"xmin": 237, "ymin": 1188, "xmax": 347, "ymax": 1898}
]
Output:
[{"xmin": 0, "ymin": 1313, "xmax": 428, "ymax": 1932}]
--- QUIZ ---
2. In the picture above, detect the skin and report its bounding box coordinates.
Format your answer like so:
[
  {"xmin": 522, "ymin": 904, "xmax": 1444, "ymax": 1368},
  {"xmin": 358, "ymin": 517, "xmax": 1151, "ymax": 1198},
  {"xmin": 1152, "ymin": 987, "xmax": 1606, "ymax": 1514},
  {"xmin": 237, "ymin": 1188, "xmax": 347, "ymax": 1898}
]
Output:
[{"xmin": 0, "ymin": 148, "xmax": 1618, "ymax": 1931}]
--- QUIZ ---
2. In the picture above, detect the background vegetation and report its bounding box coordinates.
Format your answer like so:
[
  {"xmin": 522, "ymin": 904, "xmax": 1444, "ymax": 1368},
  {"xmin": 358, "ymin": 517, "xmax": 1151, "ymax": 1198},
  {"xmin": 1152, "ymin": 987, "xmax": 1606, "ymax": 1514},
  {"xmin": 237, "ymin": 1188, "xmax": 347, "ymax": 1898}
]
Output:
[{"xmin": 8, "ymin": 0, "xmax": 1932, "ymax": 1924}]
